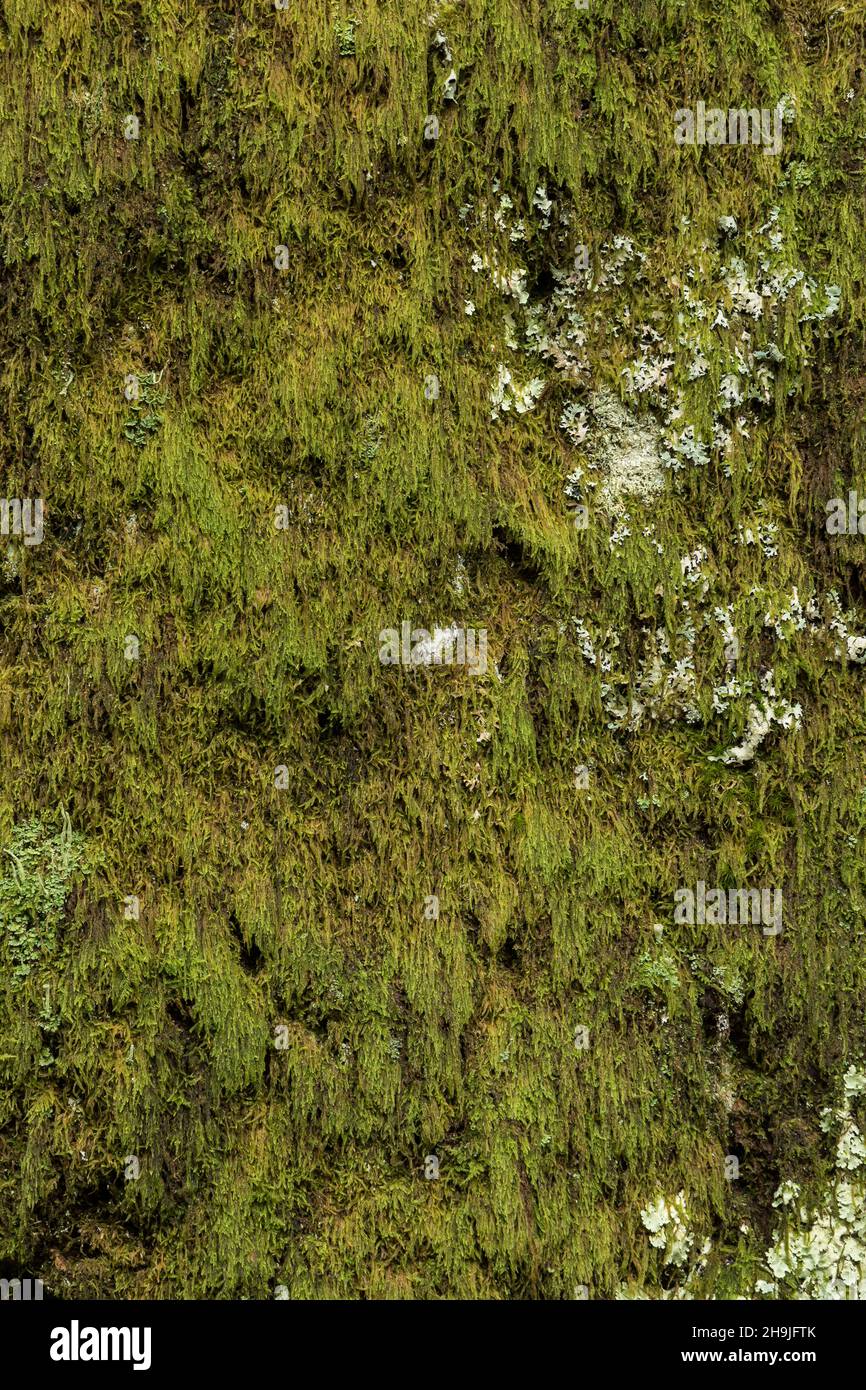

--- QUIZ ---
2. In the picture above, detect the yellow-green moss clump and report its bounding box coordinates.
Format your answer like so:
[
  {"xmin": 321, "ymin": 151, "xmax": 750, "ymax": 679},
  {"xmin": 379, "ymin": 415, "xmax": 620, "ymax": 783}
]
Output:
[{"xmin": 1, "ymin": 0, "xmax": 866, "ymax": 1299}]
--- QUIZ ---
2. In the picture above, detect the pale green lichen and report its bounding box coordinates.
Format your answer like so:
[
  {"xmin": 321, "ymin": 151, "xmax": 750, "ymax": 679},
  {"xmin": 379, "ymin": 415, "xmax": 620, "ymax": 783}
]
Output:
[
  {"xmin": 640, "ymin": 1191, "xmax": 694, "ymax": 1267},
  {"xmin": 0, "ymin": 813, "xmax": 88, "ymax": 981},
  {"xmin": 757, "ymin": 1065, "xmax": 866, "ymax": 1300}
]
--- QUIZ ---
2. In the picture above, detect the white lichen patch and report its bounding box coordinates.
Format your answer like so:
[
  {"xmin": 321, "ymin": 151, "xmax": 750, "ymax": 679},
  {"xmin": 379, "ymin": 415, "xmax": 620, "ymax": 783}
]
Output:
[
  {"xmin": 463, "ymin": 189, "xmax": 840, "ymax": 528},
  {"xmin": 570, "ymin": 543, "xmax": 814, "ymax": 761},
  {"xmin": 762, "ymin": 588, "xmax": 866, "ymax": 665},
  {"xmin": 465, "ymin": 183, "xmax": 866, "ymax": 772},
  {"xmin": 711, "ymin": 671, "xmax": 802, "ymax": 766},
  {"xmin": 581, "ymin": 388, "xmax": 666, "ymax": 508},
  {"xmin": 624, "ymin": 1066, "xmax": 866, "ymax": 1300},
  {"xmin": 757, "ymin": 1065, "xmax": 866, "ymax": 1300},
  {"xmin": 489, "ymin": 364, "xmax": 545, "ymax": 420},
  {"xmin": 640, "ymin": 1191, "xmax": 693, "ymax": 1267}
]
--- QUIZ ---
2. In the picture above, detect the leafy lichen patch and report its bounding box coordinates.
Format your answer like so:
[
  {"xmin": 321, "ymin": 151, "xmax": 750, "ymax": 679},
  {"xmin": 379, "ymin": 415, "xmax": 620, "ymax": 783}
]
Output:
[{"xmin": 582, "ymin": 388, "xmax": 666, "ymax": 509}]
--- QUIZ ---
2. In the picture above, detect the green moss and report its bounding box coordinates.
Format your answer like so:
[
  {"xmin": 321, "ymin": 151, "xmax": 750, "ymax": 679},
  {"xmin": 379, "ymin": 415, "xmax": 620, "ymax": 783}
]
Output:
[{"xmin": 0, "ymin": 0, "xmax": 865, "ymax": 1301}]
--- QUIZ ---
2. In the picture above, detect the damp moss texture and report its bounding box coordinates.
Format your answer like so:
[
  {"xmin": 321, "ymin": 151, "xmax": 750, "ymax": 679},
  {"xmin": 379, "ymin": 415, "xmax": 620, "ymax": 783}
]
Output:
[{"xmin": 1, "ymin": 0, "xmax": 866, "ymax": 1300}]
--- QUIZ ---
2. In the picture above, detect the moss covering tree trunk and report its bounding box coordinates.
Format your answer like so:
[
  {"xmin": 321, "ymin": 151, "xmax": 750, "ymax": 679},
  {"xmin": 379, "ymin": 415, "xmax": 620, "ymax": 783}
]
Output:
[{"xmin": 1, "ymin": 0, "xmax": 865, "ymax": 1299}]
